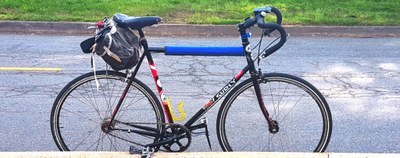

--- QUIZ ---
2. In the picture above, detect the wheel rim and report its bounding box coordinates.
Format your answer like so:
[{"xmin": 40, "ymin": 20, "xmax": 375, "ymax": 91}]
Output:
[
  {"xmin": 52, "ymin": 73, "xmax": 162, "ymax": 151},
  {"xmin": 219, "ymin": 76, "xmax": 331, "ymax": 152}
]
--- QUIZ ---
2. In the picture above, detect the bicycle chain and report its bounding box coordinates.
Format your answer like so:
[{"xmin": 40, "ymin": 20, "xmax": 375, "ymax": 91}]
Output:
[
  {"xmin": 107, "ymin": 130, "xmax": 146, "ymax": 147},
  {"xmin": 104, "ymin": 120, "xmax": 194, "ymax": 153},
  {"xmin": 107, "ymin": 120, "xmax": 169, "ymax": 150}
]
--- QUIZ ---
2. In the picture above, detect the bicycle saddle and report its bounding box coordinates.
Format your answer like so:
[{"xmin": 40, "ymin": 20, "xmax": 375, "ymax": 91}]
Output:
[{"xmin": 113, "ymin": 13, "xmax": 162, "ymax": 30}]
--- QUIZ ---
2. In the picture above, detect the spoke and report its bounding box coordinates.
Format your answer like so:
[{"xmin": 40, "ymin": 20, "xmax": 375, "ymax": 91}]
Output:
[
  {"xmin": 99, "ymin": 79, "xmax": 110, "ymax": 118},
  {"xmin": 277, "ymin": 133, "xmax": 285, "ymax": 151},
  {"xmin": 221, "ymin": 76, "xmax": 329, "ymax": 152},
  {"xmin": 91, "ymin": 132, "xmax": 107, "ymax": 150},
  {"xmin": 70, "ymin": 128, "xmax": 97, "ymax": 150},
  {"xmin": 267, "ymin": 81, "xmax": 277, "ymax": 118},
  {"xmin": 275, "ymin": 82, "xmax": 290, "ymax": 120},
  {"xmin": 60, "ymin": 105, "xmax": 99, "ymax": 124},
  {"xmin": 111, "ymin": 80, "xmax": 126, "ymax": 113},
  {"xmin": 77, "ymin": 84, "xmax": 103, "ymax": 119},
  {"xmin": 67, "ymin": 92, "xmax": 92, "ymax": 108},
  {"xmin": 105, "ymin": 134, "xmax": 118, "ymax": 151},
  {"xmin": 55, "ymin": 73, "xmax": 163, "ymax": 152},
  {"xmin": 124, "ymin": 90, "xmax": 147, "ymax": 111},
  {"xmin": 105, "ymin": 76, "xmax": 114, "ymax": 116},
  {"xmin": 67, "ymin": 90, "xmax": 101, "ymax": 118},
  {"xmin": 99, "ymin": 78, "xmax": 121, "ymax": 118},
  {"xmin": 116, "ymin": 90, "xmax": 148, "ymax": 121},
  {"xmin": 279, "ymin": 94, "xmax": 304, "ymax": 123},
  {"xmin": 88, "ymin": 78, "xmax": 103, "ymax": 119}
]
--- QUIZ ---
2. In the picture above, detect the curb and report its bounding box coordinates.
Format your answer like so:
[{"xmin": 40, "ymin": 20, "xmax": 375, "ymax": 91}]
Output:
[
  {"xmin": 1, "ymin": 21, "xmax": 399, "ymax": 37},
  {"xmin": 1, "ymin": 152, "xmax": 400, "ymax": 158}
]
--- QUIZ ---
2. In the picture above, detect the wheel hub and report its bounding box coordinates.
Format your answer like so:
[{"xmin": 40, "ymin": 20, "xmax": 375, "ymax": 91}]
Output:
[
  {"xmin": 269, "ymin": 120, "xmax": 279, "ymax": 134},
  {"xmin": 101, "ymin": 118, "xmax": 115, "ymax": 133}
]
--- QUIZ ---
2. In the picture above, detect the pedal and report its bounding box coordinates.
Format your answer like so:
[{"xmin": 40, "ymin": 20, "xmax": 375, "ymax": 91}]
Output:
[
  {"xmin": 129, "ymin": 146, "xmax": 141, "ymax": 154},
  {"xmin": 141, "ymin": 147, "xmax": 154, "ymax": 158}
]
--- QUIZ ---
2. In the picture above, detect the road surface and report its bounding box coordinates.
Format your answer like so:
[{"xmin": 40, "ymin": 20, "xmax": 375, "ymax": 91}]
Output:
[{"xmin": 0, "ymin": 34, "xmax": 399, "ymax": 152}]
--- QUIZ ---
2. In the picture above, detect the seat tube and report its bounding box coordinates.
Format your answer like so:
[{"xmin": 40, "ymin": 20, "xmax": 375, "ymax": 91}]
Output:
[{"xmin": 146, "ymin": 51, "xmax": 174, "ymax": 124}]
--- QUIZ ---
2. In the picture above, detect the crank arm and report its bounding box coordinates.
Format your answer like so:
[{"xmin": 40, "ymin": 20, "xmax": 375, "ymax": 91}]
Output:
[{"xmin": 145, "ymin": 138, "xmax": 174, "ymax": 148}]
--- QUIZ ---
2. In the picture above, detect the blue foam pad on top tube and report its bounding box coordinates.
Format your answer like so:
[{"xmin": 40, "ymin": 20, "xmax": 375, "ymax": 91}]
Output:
[{"xmin": 165, "ymin": 46, "xmax": 244, "ymax": 56}]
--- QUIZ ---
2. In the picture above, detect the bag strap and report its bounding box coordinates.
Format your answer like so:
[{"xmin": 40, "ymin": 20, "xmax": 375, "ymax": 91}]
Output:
[{"xmin": 90, "ymin": 44, "xmax": 100, "ymax": 91}]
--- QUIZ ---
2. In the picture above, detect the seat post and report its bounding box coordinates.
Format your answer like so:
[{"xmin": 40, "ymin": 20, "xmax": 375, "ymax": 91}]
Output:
[{"xmin": 138, "ymin": 29, "xmax": 149, "ymax": 50}]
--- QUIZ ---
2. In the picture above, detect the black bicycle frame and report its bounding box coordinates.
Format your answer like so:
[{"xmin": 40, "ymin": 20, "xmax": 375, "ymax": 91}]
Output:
[{"xmin": 108, "ymin": 27, "xmax": 276, "ymax": 143}]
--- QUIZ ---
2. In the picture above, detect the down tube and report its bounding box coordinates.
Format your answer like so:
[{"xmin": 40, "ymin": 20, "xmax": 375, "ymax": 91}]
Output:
[{"xmin": 184, "ymin": 65, "xmax": 250, "ymax": 127}]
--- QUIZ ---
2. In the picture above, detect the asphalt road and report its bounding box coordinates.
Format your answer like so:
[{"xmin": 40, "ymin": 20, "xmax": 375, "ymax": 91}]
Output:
[{"xmin": 0, "ymin": 34, "xmax": 399, "ymax": 152}]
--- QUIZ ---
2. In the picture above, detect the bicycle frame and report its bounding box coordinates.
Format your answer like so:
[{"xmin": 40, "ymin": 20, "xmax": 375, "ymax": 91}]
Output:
[
  {"xmin": 108, "ymin": 28, "xmax": 277, "ymax": 146},
  {"xmin": 50, "ymin": 7, "xmax": 330, "ymax": 153}
]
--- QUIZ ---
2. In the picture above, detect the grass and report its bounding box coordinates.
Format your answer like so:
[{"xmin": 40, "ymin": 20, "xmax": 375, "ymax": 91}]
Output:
[{"xmin": 0, "ymin": 0, "xmax": 399, "ymax": 25}]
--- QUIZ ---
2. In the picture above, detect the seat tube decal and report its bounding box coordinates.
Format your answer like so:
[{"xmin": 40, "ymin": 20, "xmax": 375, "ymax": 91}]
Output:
[{"xmin": 149, "ymin": 62, "xmax": 173, "ymax": 123}]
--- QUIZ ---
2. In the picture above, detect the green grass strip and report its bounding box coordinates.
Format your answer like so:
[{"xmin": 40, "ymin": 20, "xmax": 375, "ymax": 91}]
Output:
[{"xmin": 0, "ymin": 0, "xmax": 399, "ymax": 25}]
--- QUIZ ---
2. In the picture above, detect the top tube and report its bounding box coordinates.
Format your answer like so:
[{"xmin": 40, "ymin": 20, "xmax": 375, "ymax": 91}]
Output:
[{"xmin": 148, "ymin": 46, "xmax": 244, "ymax": 56}]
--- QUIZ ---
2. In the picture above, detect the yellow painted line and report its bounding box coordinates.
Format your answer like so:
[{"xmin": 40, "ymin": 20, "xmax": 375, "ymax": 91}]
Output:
[{"xmin": 0, "ymin": 67, "xmax": 62, "ymax": 71}]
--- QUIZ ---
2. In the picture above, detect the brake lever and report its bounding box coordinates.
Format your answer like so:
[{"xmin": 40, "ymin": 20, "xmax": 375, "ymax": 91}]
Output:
[{"xmin": 263, "ymin": 29, "xmax": 271, "ymax": 37}]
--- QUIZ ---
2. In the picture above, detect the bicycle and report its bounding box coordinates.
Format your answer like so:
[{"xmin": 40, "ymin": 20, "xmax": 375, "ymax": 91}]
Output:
[{"xmin": 50, "ymin": 7, "xmax": 332, "ymax": 156}]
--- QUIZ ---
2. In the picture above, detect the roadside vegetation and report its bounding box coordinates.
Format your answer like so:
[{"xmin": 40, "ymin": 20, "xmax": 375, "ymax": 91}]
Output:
[{"xmin": 0, "ymin": 0, "xmax": 399, "ymax": 25}]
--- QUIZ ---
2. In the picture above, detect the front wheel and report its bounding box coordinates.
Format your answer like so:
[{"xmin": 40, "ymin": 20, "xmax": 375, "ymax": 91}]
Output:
[{"xmin": 217, "ymin": 73, "xmax": 332, "ymax": 152}]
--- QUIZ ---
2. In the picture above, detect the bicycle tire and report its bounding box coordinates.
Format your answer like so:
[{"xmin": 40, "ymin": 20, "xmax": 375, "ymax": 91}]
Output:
[
  {"xmin": 50, "ymin": 70, "xmax": 165, "ymax": 151},
  {"xmin": 217, "ymin": 73, "xmax": 332, "ymax": 152}
]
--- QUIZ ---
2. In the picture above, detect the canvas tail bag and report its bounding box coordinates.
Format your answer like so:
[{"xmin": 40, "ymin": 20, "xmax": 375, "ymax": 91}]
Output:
[
  {"xmin": 94, "ymin": 24, "xmax": 141, "ymax": 70},
  {"xmin": 79, "ymin": 18, "xmax": 142, "ymax": 71}
]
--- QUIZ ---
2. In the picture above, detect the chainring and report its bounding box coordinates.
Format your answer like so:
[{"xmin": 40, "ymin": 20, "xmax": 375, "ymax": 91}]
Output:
[{"xmin": 161, "ymin": 124, "xmax": 192, "ymax": 152}]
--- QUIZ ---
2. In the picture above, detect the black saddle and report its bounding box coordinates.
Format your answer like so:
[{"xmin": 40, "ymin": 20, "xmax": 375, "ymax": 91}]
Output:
[{"xmin": 113, "ymin": 14, "xmax": 162, "ymax": 30}]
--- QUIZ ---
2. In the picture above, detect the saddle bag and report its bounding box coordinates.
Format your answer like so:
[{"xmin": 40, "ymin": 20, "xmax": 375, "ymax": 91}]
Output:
[{"xmin": 80, "ymin": 19, "xmax": 141, "ymax": 71}]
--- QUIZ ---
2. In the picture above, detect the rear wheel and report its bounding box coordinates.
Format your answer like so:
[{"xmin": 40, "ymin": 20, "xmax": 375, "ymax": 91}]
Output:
[
  {"xmin": 217, "ymin": 73, "xmax": 332, "ymax": 152},
  {"xmin": 50, "ymin": 70, "xmax": 165, "ymax": 151}
]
